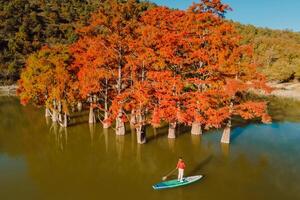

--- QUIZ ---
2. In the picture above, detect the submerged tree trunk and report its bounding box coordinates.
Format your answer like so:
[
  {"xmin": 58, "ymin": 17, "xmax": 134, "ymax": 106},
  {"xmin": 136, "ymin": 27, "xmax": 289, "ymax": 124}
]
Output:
[
  {"xmin": 77, "ymin": 102, "xmax": 82, "ymax": 112},
  {"xmin": 62, "ymin": 112, "xmax": 68, "ymax": 127},
  {"xmin": 102, "ymin": 83, "xmax": 109, "ymax": 128},
  {"xmin": 136, "ymin": 125, "xmax": 146, "ymax": 144},
  {"xmin": 103, "ymin": 84, "xmax": 110, "ymax": 128},
  {"xmin": 168, "ymin": 122, "xmax": 176, "ymax": 139},
  {"xmin": 116, "ymin": 110, "xmax": 125, "ymax": 135},
  {"xmin": 221, "ymin": 124, "xmax": 231, "ymax": 144},
  {"xmin": 52, "ymin": 109, "xmax": 58, "ymax": 122},
  {"xmin": 135, "ymin": 108, "xmax": 146, "ymax": 144},
  {"xmin": 191, "ymin": 122, "xmax": 202, "ymax": 135},
  {"xmin": 57, "ymin": 101, "xmax": 62, "ymax": 122},
  {"xmin": 130, "ymin": 109, "xmax": 136, "ymax": 126},
  {"xmin": 115, "ymin": 56, "xmax": 125, "ymax": 135},
  {"xmin": 45, "ymin": 107, "xmax": 51, "ymax": 117},
  {"xmin": 103, "ymin": 109, "xmax": 110, "ymax": 128},
  {"xmin": 89, "ymin": 104, "xmax": 96, "ymax": 124}
]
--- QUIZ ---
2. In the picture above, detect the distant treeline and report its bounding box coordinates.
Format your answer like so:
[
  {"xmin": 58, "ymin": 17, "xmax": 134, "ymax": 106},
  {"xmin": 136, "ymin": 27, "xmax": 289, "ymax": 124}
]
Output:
[
  {"xmin": 0, "ymin": 0, "xmax": 299, "ymax": 84},
  {"xmin": 235, "ymin": 23, "xmax": 300, "ymax": 82},
  {"xmin": 0, "ymin": 0, "xmax": 105, "ymax": 84}
]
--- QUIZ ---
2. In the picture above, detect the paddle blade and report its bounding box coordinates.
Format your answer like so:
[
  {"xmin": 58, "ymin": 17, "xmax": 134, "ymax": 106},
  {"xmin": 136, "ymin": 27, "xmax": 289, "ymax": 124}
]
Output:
[{"xmin": 162, "ymin": 176, "xmax": 167, "ymax": 181}]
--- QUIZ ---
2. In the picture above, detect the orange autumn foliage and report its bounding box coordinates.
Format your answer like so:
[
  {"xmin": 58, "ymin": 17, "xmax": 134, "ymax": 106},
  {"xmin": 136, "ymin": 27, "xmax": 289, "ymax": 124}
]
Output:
[{"xmin": 18, "ymin": 0, "xmax": 272, "ymax": 132}]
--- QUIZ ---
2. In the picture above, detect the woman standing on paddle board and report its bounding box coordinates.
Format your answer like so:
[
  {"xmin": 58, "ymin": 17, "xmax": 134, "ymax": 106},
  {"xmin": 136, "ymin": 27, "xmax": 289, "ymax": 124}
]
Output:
[{"xmin": 177, "ymin": 157, "xmax": 186, "ymax": 182}]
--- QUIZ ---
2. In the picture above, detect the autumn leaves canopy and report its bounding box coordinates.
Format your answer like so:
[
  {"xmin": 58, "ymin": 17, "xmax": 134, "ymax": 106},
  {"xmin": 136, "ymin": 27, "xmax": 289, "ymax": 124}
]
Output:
[{"xmin": 18, "ymin": 0, "xmax": 271, "ymax": 142}]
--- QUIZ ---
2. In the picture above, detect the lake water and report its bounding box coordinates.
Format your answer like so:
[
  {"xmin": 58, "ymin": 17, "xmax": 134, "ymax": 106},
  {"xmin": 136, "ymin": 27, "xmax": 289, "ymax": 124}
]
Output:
[{"xmin": 0, "ymin": 97, "xmax": 300, "ymax": 200}]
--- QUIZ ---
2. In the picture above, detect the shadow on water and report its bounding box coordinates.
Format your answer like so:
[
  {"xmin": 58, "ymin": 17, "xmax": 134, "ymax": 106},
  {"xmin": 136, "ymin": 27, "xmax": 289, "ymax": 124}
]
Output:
[
  {"xmin": 69, "ymin": 110, "xmax": 89, "ymax": 118},
  {"xmin": 147, "ymin": 126, "xmax": 168, "ymax": 142},
  {"xmin": 188, "ymin": 155, "xmax": 213, "ymax": 176},
  {"xmin": 68, "ymin": 120, "xmax": 88, "ymax": 127},
  {"xmin": 231, "ymin": 127, "xmax": 245, "ymax": 142},
  {"xmin": 177, "ymin": 124, "xmax": 190, "ymax": 136}
]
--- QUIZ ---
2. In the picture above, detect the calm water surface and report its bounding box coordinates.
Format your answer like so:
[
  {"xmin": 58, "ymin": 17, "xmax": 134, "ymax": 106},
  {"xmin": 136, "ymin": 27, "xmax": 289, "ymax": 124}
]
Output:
[{"xmin": 0, "ymin": 97, "xmax": 300, "ymax": 200}]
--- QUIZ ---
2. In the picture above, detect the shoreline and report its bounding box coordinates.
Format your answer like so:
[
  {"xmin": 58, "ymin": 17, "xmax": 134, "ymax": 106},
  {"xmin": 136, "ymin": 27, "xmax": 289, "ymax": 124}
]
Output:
[
  {"xmin": 1, "ymin": 82, "xmax": 300, "ymax": 100},
  {"xmin": 0, "ymin": 85, "xmax": 17, "ymax": 96},
  {"xmin": 268, "ymin": 82, "xmax": 300, "ymax": 101}
]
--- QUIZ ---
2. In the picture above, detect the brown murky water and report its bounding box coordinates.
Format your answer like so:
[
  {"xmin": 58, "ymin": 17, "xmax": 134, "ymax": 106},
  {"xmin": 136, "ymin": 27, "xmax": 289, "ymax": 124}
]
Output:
[{"xmin": 0, "ymin": 97, "xmax": 300, "ymax": 200}]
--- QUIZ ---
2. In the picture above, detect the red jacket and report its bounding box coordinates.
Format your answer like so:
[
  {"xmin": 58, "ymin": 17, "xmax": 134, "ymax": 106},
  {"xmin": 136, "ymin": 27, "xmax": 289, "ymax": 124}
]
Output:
[{"xmin": 177, "ymin": 161, "xmax": 186, "ymax": 169}]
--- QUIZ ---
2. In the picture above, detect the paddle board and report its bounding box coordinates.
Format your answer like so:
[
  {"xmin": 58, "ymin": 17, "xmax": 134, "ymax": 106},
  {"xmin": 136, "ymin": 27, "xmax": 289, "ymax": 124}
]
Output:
[{"xmin": 153, "ymin": 175, "xmax": 203, "ymax": 190}]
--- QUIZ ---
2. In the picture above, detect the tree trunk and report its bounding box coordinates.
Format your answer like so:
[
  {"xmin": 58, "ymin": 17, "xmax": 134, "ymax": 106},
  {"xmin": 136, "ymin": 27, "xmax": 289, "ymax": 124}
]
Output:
[
  {"xmin": 57, "ymin": 101, "xmax": 62, "ymax": 122},
  {"xmin": 221, "ymin": 125, "xmax": 231, "ymax": 144},
  {"xmin": 52, "ymin": 109, "xmax": 58, "ymax": 122},
  {"xmin": 103, "ymin": 86, "xmax": 110, "ymax": 128},
  {"xmin": 58, "ymin": 101, "xmax": 62, "ymax": 112},
  {"xmin": 130, "ymin": 109, "xmax": 136, "ymax": 126},
  {"xmin": 191, "ymin": 122, "xmax": 202, "ymax": 135},
  {"xmin": 116, "ymin": 110, "xmax": 125, "ymax": 135},
  {"xmin": 62, "ymin": 112, "xmax": 68, "ymax": 127},
  {"xmin": 45, "ymin": 107, "xmax": 51, "ymax": 117},
  {"xmin": 103, "ymin": 110, "xmax": 110, "ymax": 128},
  {"xmin": 77, "ymin": 102, "xmax": 82, "ymax": 112},
  {"xmin": 58, "ymin": 113, "xmax": 62, "ymax": 122},
  {"xmin": 136, "ymin": 125, "xmax": 146, "ymax": 144},
  {"xmin": 89, "ymin": 104, "xmax": 96, "ymax": 124},
  {"xmin": 168, "ymin": 122, "xmax": 176, "ymax": 139}
]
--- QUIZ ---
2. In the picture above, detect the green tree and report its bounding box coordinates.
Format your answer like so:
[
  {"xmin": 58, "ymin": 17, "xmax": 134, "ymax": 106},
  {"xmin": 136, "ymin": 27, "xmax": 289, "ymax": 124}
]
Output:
[{"xmin": 0, "ymin": 0, "xmax": 101, "ymax": 84}]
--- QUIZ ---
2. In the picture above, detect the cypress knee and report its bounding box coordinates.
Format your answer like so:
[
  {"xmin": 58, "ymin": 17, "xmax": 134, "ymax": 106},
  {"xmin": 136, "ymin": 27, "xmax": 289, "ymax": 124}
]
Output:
[{"xmin": 168, "ymin": 122, "xmax": 176, "ymax": 139}]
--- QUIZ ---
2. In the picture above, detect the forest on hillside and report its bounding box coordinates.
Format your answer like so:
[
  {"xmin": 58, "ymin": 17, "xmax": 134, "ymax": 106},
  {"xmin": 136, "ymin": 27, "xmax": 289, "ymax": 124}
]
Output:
[
  {"xmin": 0, "ymin": 0, "xmax": 154, "ymax": 84},
  {"xmin": 0, "ymin": 0, "xmax": 299, "ymax": 85},
  {"xmin": 236, "ymin": 23, "xmax": 300, "ymax": 82}
]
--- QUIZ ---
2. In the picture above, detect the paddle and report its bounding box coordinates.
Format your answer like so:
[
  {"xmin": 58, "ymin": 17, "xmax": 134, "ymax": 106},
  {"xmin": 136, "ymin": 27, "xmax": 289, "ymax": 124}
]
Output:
[{"xmin": 162, "ymin": 168, "xmax": 177, "ymax": 181}]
